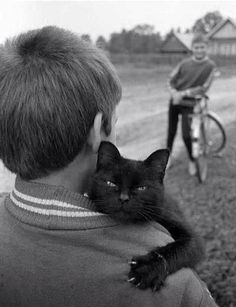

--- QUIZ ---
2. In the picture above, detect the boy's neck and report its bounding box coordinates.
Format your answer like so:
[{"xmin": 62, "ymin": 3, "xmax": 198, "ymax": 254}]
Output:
[
  {"xmin": 192, "ymin": 55, "xmax": 208, "ymax": 63},
  {"xmin": 31, "ymin": 147, "xmax": 96, "ymax": 194}
]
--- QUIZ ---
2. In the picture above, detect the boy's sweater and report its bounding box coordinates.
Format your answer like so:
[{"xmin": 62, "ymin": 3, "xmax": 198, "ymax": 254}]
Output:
[
  {"xmin": 169, "ymin": 57, "xmax": 216, "ymax": 91},
  {"xmin": 0, "ymin": 177, "xmax": 218, "ymax": 307}
]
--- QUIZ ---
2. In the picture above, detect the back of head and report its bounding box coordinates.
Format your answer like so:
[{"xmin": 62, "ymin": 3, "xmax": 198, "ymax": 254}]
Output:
[{"xmin": 0, "ymin": 26, "xmax": 121, "ymax": 180}]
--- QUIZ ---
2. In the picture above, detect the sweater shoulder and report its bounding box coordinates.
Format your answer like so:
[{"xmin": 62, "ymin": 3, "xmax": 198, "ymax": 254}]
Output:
[
  {"xmin": 0, "ymin": 193, "xmax": 8, "ymax": 205},
  {"xmin": 180, "ymin": 57, "xmax": 215, "ymax": 67},
  {"xmin": 0, "ymin": 192, "xmax": 9, "ymax": 198},
  {"xmin": 178, "ymin": 57, "xmax": 193, "ymax": 68},
  {"xmin": 207, "ymin": 58, "xmax": 216, "ymax": 68}
]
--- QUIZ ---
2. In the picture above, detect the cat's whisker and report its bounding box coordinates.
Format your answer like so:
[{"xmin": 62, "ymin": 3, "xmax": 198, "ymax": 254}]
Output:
[
  {"xmin": 139, "ymin": 206, "xmax": 161, "ymax": 214},
  {"xmin": 141, "ymin": 208, "xmax": 169, "ymax": 221},
  {"xmin": 142, "ymin": 209, "xmax": 167, "ymax": 219},
  {"xmin": 136, "ymin": 210, "xmax": 153, "ymax": 224},
  {"xmin": 142, "ymin": 203, "xmax": 176, "ymax": 215}
]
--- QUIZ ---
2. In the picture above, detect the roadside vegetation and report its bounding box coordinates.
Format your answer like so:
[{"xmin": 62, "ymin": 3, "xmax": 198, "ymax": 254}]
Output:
[{"xmin": 166, "ymin": 122, "xmax": 236, "ymax": 307}]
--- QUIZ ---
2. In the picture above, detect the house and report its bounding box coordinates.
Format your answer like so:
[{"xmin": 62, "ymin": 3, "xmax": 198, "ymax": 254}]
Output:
[
  {"xmin": 161, "ymin": 18, "xmax": 236, "ymax": 56},
  {"xmin": 161, "ymin": 32, "xmax": 193, "ymax": 54},
  {"xmin": 207, "ymin": 18, "xmax": 236, "ymax": 55}
]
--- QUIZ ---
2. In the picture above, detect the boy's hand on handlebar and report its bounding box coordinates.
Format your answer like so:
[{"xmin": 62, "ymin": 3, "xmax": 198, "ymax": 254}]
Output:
[
  {"xmin": 171, "ymin": 91, "xmax": 184, "ymax": 105},
  {"xmin": 188, "ymin": 86, "xmax": 204, "ymax": 97},
  {"xmin": 171, "ymin": 86, "xmax": 204, "ymax": 105}
]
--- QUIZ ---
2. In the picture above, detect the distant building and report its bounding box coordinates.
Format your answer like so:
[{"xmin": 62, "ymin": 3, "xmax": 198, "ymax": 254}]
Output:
[
  {"xmin": 207, "ymin": 18, "xmax": 236, "ymax": 55},
  {"xmin": 161, "ymin": 18, "xmax": 236, "ymax": 56},
  {"xmin": 161, "ymin": 32, "xmax": 193, "ymax": 54}
]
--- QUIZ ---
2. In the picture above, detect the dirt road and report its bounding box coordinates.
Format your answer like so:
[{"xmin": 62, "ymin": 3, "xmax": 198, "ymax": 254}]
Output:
[{"xmin": 117, "ymin": 68, "xmax": 236, "ymax": 159}]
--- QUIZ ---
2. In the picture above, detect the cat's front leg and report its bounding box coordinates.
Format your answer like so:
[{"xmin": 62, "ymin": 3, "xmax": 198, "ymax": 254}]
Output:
[
  {"xmin": 128, "ymin": 236, "xmax": 203, "ymax": 291},
  {"xmin": 128, "ymin": 251, "xmax": 169, "ymax": 291}
]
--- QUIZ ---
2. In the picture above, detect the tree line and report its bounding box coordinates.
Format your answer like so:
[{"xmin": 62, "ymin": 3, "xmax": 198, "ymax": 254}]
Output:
[{"xmin": 81, "ymin": 11, "xmax": 224, "ymax": 54}]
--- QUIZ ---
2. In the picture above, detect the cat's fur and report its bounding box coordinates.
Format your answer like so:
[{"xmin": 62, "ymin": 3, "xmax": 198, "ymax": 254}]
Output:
[{"xmin": 89, "ymin": 141, "xmax": 204, "ymax": 291}]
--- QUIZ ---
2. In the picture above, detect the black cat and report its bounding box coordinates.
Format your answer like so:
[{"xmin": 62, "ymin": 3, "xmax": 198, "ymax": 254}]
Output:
[{"xmin": 89, "ymin": 141, "xmax": 204, "ymax": 291}]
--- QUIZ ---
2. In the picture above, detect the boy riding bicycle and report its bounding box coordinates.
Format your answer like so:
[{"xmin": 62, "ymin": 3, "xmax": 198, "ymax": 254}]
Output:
[{"xmin": 166, "ymin": 33, "xmax": 216, "ymax": 175}]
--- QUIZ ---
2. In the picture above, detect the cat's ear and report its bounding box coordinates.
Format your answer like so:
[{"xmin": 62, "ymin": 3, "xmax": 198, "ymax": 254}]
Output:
[
  {"xmin": 97, "ymin": 141, "xmax": 121, "ymax": 170},
  {"xmin": 145, "ymin": 149, "xmax": 170, "ymax": 174}
]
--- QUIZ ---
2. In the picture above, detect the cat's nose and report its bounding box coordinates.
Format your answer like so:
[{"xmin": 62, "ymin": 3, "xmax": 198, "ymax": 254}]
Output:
[{"xmin": 119, "ymin": 193, "xmax": 129, "ymax": 203}]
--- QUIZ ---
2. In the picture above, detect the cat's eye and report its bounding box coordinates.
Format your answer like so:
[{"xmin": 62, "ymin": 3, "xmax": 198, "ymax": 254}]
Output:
[
  {"xmin": 106, "ymin": 180, "xmax": 117, "ymax": 187},
  {"xmin": 137, "ymin": 186, "xmax": 147, "ymax": 191}
]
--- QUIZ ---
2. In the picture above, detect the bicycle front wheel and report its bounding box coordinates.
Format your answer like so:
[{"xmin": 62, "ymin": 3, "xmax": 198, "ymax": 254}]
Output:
[{"xmin": 205, "ymin": 112, "xmax": 226, "ymax": 154}]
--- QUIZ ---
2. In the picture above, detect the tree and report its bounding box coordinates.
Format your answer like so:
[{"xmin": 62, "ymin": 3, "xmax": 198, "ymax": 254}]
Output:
[
  {"xmin": 108, "ymin": 24, "xmax": 163, "ymax": 54},
  {"xmin": 192, "ymin": 11, "xmax": 223, "ymax": 34},
  {"xmin": 108, "ymin": 31, "xmax": 127, "ymax": 53},
  {"xmin": 132, "ymin": 24, "xmax": 155, "ymax": 36},
  {"xmin": 81, "ymin": 34, "xmax": 92, "ymax": 43},
  {"xmin": 165, "ymin": 28, "xmax": 174, "ymax": 40},
  {"xmin": 176, "ymin": 27, "xmax": 181, "ymax": 33},
  {"xmin": 96, "ymin": 36, "xmax": 107, "ymax": 50}
]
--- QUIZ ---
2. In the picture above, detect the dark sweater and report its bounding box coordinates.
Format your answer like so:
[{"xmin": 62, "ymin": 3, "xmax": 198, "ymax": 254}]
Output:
[
  {"xmin": 170, "ymin": 57, "xmax": 216, "ymax": 91},
  {"xmin": 0, "ymin": 177, "xmax": 218, "ymax": 307}
]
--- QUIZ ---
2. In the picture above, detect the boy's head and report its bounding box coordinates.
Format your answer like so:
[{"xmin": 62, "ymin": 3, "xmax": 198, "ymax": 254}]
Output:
[
  {"xmin": 191, "ymin": 33, "xmax": 208, "ymax": 60},
  {"xmin": 0, "ymin": 26, "xmax": 121, "ymax": 180}
]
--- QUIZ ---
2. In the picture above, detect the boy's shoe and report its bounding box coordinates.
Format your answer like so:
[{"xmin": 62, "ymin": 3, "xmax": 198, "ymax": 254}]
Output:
[{"xmin": 188, "ymin": 161, "xmax": 197, "ymax": 176}]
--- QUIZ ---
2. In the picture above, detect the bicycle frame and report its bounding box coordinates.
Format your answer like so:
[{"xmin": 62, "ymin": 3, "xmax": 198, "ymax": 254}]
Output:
[
  {"xmin": 190, "ymin": 96, "xmax": 208, "ymax": 159},
  {"xmin": 188, "ymin": 94, "xmax": 226, "ymax": 182}
]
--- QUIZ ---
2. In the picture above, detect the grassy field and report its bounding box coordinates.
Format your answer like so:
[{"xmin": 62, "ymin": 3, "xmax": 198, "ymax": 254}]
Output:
[
  {"xmin": 0, "ymin": 61, "xmax": 236, "ymax": 306},
  {"xmin": 166, "ymin": 123, "xmax": 236, "ymax": 307}
]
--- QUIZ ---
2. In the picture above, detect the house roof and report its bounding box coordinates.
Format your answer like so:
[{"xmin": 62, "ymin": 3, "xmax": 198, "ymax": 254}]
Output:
[
  {"xmin": 161, "ymin": 32, "xmax": 193, "ymax": 52},
  {"xmin": 174, "ymin": 18, "xmax": 236, "ymax": 44},
  {"xmin": 207, "ymin": 18, "xmax": 236, "ymax": 38},
  {"xmin": 161, "ymin": 17, "xmax": 236, "ymax": 53},
  {"xmin": 174, "ymin": 33, "xmax": 194, "ymax": 50}
]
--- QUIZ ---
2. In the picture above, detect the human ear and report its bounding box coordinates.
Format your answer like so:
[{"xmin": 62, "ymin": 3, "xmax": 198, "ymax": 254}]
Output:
[
  {"xmin": 103, "ymin": 111, "xmax": 117, "ymax": 144},
  {"xmin": 87, "ymin": 112, "xmax": 103, "ymax": 153}
]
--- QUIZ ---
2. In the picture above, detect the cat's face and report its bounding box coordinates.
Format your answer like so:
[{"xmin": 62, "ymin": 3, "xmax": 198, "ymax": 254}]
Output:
[{"xmin": 89, "ymin": 142, "xmax": 169, "ymax": 222}]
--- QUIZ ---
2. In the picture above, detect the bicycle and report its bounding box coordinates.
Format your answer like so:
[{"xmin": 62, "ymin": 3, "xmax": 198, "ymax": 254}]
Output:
[{"xmin": 189, "ymin": 94, "xmax": 226, "ymax": 183}]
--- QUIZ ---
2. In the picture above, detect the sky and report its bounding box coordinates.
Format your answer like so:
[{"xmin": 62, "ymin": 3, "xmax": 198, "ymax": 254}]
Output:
[{"xmin": 0, "ymin": 1, "xmax": 236, "ymax": 43}]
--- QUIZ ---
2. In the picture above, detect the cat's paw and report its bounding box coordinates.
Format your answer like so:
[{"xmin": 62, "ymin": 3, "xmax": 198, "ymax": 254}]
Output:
[{"xmin": 128, "ymin": 252, "xmax": 168, "ymax": 291}]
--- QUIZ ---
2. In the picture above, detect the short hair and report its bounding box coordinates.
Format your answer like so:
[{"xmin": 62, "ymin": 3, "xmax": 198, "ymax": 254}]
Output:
[
  {"xmin": 192, "ymin": 33, "xmax": 208, "ymax": 45},
  {"xmin": 0, "ymin": 26, "xmax": 122, "ymax": 180}
]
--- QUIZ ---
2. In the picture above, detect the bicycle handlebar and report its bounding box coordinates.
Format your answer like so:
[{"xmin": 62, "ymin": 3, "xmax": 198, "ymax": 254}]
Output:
[
  {"xmin": 179, "ymin": 94, "xmax": 209, "ymax": 108},
  {"xmin": 192, "ymin": 94, "xmax": 209, "ymax": 101}
]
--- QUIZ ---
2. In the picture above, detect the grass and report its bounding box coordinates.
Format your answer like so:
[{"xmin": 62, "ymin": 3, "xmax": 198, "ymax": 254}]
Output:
[{"xmin": 165, "ymin": 122, "xmax": 236, "ymax": 307}]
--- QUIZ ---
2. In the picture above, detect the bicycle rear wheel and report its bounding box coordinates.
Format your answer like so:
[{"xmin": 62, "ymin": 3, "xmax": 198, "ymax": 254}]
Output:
[
  {"xmin": 195, "ymin": 123, "xmax": 208, "ymax": 183},
  {"xmin": 206, "ymin": 112, "xmax": 226, "ymax": 154}
]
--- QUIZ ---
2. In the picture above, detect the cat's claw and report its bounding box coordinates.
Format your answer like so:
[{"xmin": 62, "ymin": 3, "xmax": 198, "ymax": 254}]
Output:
[
  {"xmin": 128, "ymin": 260, "xmax": 137, "ymax": 266},
  {"xmin": 128, "ymin": 252, "xmax": 168, "ymax": 291},
  {"xmin": 127, "ymin": 277, "xmax": 136, "ymax": 283},
  {"xmin": 152, "ymin": 281, "xmax": 165, "ymax": 292},
  {"xmin": 152, "ymin": 285, "xmax": 158, "ymax": 292}
]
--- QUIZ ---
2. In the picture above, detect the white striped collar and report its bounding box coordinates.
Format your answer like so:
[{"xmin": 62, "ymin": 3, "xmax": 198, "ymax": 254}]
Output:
[
  {"xmin": 10, "ymin": 189, "xmax": 104, "ymax": 218},
  {"xmin": 5, "ymin": 176, "xmax": 117, "ymax": 230}
]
